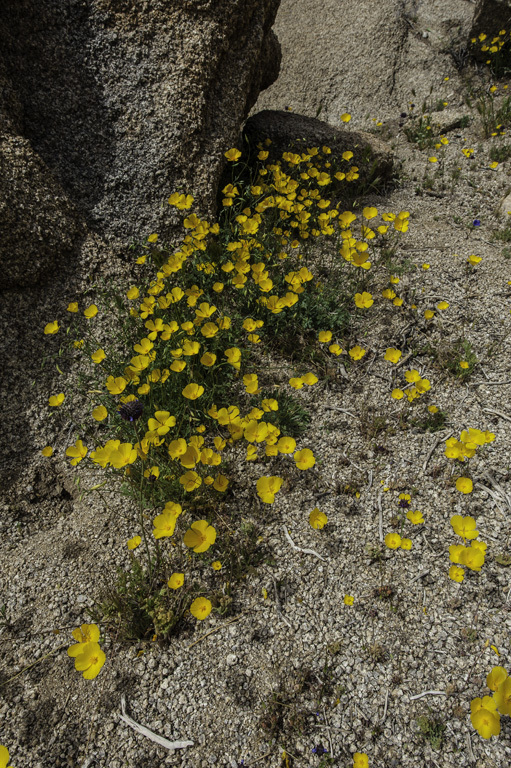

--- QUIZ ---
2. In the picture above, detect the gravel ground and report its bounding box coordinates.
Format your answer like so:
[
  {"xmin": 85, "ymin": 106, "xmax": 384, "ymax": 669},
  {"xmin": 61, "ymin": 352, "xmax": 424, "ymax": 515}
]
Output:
[{"xmin": 2, "ymin": 5, "xmax": 511, "ymax": 768}]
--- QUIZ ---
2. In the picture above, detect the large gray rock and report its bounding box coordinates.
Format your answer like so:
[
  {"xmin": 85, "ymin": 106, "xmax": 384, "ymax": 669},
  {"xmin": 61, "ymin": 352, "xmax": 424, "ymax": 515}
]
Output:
[
  {"xmin": 0, "ymin": 0, "xmax": 280, "ymax": 288},
  {"xmin": 254, "ymin": 0, "xmax": 474, "ymax": 128},
  {"xmin": 0, "ymin": 134, "xmax": 84, "ymax": 289}
]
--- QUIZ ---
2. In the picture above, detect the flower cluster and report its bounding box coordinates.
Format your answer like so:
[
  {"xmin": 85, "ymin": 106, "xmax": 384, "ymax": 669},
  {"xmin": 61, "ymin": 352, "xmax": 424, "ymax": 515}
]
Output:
[
  {"xmin": 391, "ymin": 368, "xmax": 431, "ymax": 403},
  {"xmin": 448, "ymin": 514, "xmax": 487, "ymax": 582},
  {"xmin": 471, "ymin": 665, "xmax": 511, "ymax": 738},
  {"xmin": 67, "ymin": 623, "xmax": 106, "ymax": 679},
  {"xmin": 471, "ymin": 28, "xmax": 511, "ymax": 75},
  {"xmin": 384, "ymin": 493, "xmax": 416, "ymax": 551},
  {"xmin": 41, "ymin": 138, "xmax": 409, "ymax": 636},
  {"xmin": 445, "ymin": 428, "xmax": 495, "ymax": 461}
]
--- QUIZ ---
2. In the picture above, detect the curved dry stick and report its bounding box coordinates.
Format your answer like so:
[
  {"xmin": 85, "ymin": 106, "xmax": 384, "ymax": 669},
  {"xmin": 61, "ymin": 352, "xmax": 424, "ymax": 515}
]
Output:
[
  {"xmin": 282, "ymin": 525, "xmax": 327, "ymax": 561},
  {"xmin": 119, "ymin": 695, "xmax": 194, "ymax": 749}
]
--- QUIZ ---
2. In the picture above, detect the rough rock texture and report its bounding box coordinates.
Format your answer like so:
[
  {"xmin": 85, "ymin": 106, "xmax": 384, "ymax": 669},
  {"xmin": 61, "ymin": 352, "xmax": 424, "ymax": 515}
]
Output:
[
  {"xmin": 254, "ymin": 0, "xmax": 475, "ymax": 129},
  {"xmin": 0, "ymin": 0, "xmax": 281, "ymax": 288},
  {"xmin": 0, "ymin": 135, "xmax": 84, "ymax": 288},
  {"xmin": 244, "ymin": 110, "xmax": 394, "ymax": 189},
  {"xmin": 470, "ymin": 0, "xmax": 511, "ymax": 55}
]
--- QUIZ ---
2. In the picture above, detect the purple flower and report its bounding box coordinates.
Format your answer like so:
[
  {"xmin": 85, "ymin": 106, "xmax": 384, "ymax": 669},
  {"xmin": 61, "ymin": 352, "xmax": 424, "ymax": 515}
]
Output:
[
  {"xmin": 118, "ymin": 399, "xmax": 143, "ymax": 422},
  {"xmin": 312, "ymin": 743, "xmax": 328, "ymax": 755},
  {"xmin": 473, "ymin": 219, "xmax": 481, "ymax": 227}
]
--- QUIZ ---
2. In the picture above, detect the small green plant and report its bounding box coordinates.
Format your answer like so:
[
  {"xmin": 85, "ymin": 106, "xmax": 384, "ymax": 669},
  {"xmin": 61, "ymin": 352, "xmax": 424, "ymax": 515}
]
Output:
[
  {"xmin": 432, "ymin": 98, "xmax": 447, "ymax": 112},
  {"xmin": 261, "ymin": 389, "xmax": 311, "ymax": 437},
  {"xmin": 492, "ymin": 225, "xmax": 511, "ymax": 243},
  {"xmin": 490, "ymin": 144, "xmax": 511, "ymax": 162},
  {"xmin": 379, "ymin": 248, "xmax": 416, "ymax": 276},
  {"xmin": 426, "ymin": 337, "xmax": 477, "ymax": 380},
  {"xmin": 365, "ymin": 543, "xmax": 384, "ymax": 563},
  {"xmin": 417, "ymin": 712, "xmax": 446, "ymax": 750},
  {"xmin": 95, "ymin": 558, "xmax": 180, "ymax": 642},
  {"xmin": 257, "ymin": 675, "xmax": 308, "ymax": 743},
  {"xmin": 372, "ymin": 585, "xmax": 395, "ymax": 600},
  {"xmin": 317, "ymin": 755, "xmax": 335, "ymax": 767},
  {"xmin": 291, "ymin": 278, "xmax": 351, "ymax": 336},
  {"xmin": 475, "ymin": 89, "xmax": 511, "ymax": 138},
  {"xmin": 360, "ymin": 406, "xmax": 390, "ymax": 439},
  {"xmin": 366, "ymin": 642, "xmax": 389, "ymax": 663},
  {"xmin": 422, "ymin": 173, "xmax": 435, "ymax": 190},
  {"xmin": 409, "ymin": 407, "xmax": 447, "ymax": 433},
  {"xmin": 461, "ymin": 626, "xmax": 478, "ymax": 643},
  {"xmin": 404, "ymin": 115, "xmax": 436, "ymax": 149}
]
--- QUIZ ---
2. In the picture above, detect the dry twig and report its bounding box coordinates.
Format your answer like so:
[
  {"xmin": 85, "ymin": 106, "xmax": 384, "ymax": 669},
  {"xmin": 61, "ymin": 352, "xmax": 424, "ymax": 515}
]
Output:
[
  {"xmin": 411, "ymin": 569, "xmax": 430, "ymax": 583},
  {"xmin": 380, "ymin": 689, "xmax": 389, "ymax": 724},
  {"xmin": 468, "ymin": 378, "xmax": 511, "ymax": 387},
  {"xmin": 187, "ymin": 614, "xmax": 245, "ymax": 650},
  {"xmin": 378, "ymin": 490, "xmax": 383, "ymax": 543},
  {"xmin": 482, "ymin": 407, "xmax": 511, "ymax": 423},
  {"xmin": 0, "ymin": 643, "xmax": 67, "ymax": 687},
  {"xmin": 466, "ymin": 731, "xmax": 475, "ymax": 763},
  {"xmin": 422, "ymin": 430, "xmax": 453, "ymax": 473},
  {"xmin": 483, "ymin": 471, "xmax": 511, "ymax": 512},
  {"xmin": 475, "ymin": 483, "xmax": 506, "ymax": 517},
  {"xmin": 409, "ymin": 690, "xmax": 446, "ymax": 701},
  {"xmin": 325, "ymin": 405, "xmax": 357, "ymax": 419},
  {"xmin": 282, "ymin": 525, "xmax": 327, "ymax": 561},
  {"xmin": 394, "ymin": 352, "xmax": 414, "ymax": 369},
  {"xmin": 322, "ymin": 706, "xmax": 334, "ymax": 758},
  {"xmin": 119, "ymin": 695, "xmax": 194, "ymax": 749}
]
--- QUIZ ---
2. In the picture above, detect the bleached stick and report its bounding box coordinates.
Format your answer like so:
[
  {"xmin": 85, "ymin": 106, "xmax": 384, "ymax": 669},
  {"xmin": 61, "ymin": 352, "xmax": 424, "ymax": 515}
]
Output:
[
  {"xmin": 187, "ymin": 614, "xmax": 244, "ymax": 650},
  {"xmin": 325, "ymin": 405, "xmax": 357, "ymax": 419},
  {"xmin": 466, "ymin": 731, "xmax": 475, "ymax": 764},
  {"xmin": 411, "ymin": 569, "xmax": 430, "ymax": 583},
  {"xmin": 469, "ymin": 379, "xmax": 511, "ymax": 387},
  {"xmin": 380, "ymin": 689, "xmax": 389, "ymax": 724},
  {"xmin": 119, "ymin": 696, "xmax": 194, "ymax": 750},
  {"xmin": 394, "ymin": 352, "xmax": 414, "ymax": 369},
  {"xmin": 378, "ymin": 491, "xmax": 383, "ymax": 543},
  {"xmin": 409, "ymin": 690, "xmax": 446, "ymax": 701},
  {"xmin": 322, "ymin": 706, "xmax": 334, "ymax": 758},
  {"xmin": 475, "ymin": 483, "xmax": 506, "ymax": 516},
  {"xmin": 282, "ymin": 525, "xmax": 326, "ymax": 561},
  {"xmin": 483, "ymin": 471, "xmax": 511, "ymax": 512},
  {"xmin": 482, "ymin": 407, "xmax": 511, "ymax": 423},
  {"xmin": 422, "ymin": 431, "xmax": 453, "ymax": 473}
]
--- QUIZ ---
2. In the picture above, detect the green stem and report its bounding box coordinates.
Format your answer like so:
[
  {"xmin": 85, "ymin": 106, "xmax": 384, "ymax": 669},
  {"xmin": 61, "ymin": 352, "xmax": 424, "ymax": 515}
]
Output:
[{"xmin": 131, "ymin": 420, "xmax": 153, "ymax": 578}]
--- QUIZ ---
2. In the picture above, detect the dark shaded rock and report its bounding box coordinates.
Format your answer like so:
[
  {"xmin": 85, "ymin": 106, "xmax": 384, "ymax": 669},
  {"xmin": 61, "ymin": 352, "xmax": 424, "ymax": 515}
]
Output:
[
  {"xmin": 0, "ymin": 0, "xmax": 281, "ymax": 288},
  {"xmin": 243, "ymin": 109, "xmax": 393, "ymax": 190},
  {"xmin": 470, "ymin": 0, "xmax": 511, "ymax": 60},
  {"xmin": 0, "ymin": 134, "xmax": 84, "ymax": 289}
]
